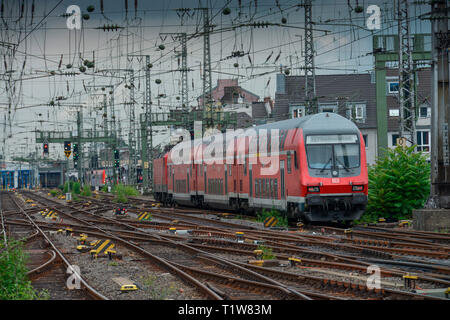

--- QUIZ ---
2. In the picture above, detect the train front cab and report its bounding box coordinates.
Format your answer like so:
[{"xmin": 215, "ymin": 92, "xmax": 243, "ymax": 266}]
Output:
[{"xmin": 298, "ymin": 130, "xmax": 368, "ymax": 223}]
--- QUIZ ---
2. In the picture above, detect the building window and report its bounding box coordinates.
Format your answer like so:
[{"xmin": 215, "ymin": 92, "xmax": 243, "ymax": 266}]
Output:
[
  {"xmin": 355, "ymin": 104, "xmax": 365, "ymax": 120},
  {"xmin": 346, "ymin": 103, "xmax": 366, "ymax": 122},
  {"xmin": 419, "ymin": 105, "xmax": 431, "ymax": 118},
  {"xmin": 319, "ymin": 103, "xmax": 337, "ymax": 113},
  {"xmin": 389, "ymin": 109, "xmax": 400, "ymax": 117},
  {"xmin": 417, "ymin": 131, "xmax": 430, "ymax": 152},
  {"xmin": 290, "ymin": 105, "xmax": 305, "ymax": 119},
  {"xmin": 387, "ymin": 81, "xmax": 399, "ymax": 94},
  {"xmin": 392, "ymin": 134, "xmax": 400, "ymax": 146}
]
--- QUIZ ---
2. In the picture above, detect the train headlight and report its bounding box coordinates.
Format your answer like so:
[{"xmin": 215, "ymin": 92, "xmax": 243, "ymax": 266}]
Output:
[
  {"xmin": 352, "ymin": 185, "xmax": 364, "ymax": 191},
  {"xmin": 307, "ymin": 186, "xmax": 320, "ymax": 192}
]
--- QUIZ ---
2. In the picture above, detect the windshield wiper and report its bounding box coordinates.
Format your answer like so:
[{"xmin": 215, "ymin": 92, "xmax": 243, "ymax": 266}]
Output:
[
  {"xmin": 335, "ymin": 158, "xmax": 350, "ymax": 172},
  {"xmin": 319, "ymin": 157, "xmax": 333, "ymax": 173}
]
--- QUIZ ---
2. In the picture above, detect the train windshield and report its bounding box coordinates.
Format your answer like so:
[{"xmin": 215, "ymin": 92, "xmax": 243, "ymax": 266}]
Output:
[{"xmin": 306, "ymin": 135, "xmax": 360, "ymax": 170}]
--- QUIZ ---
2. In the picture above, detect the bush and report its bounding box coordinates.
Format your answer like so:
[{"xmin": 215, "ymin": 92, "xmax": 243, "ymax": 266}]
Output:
[
  {"xmin": 81, "ymin": 185, "xmax": 92, "ymax": 197},
  {"xmin": 49, "ymin": 189, "xmax": 60, "ymax": 197},
  {"xmin": 101, "ymin": 185, "xmax": 108, "ymax": 193},
  {"xmin": 63, "ymin": 181, "xmax": 81, "ymax": 195},
  {"xmin": 0, "ymin": 240, "xmax": 49, "ymax": 300},
  {"xmin": 363, "ymin": 145, "xmax": 430, "ymax": 222},
  {"xmin": 72, "ymin": 182, "xmax": 81, "ymax": 195},
  {"xmin": 112, "ymin": 184, "xmax": 139, "ymax": 203},
  {"xmin": 57, "ymin": 184, "xmax": 64, "ymax": 191},
  {"xmin": 256, "ymin": 208, "xmax": 288, "ymax": 227}
]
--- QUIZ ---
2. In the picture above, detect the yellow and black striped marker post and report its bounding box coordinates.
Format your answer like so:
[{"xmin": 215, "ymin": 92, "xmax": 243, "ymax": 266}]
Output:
[
  {"xmin": 248, "ymin": 260, "xmax": 265, "ymax": 267},
  {"xmin": 169, "ymin": 227, "xmax": 176, "ymax": 233},
  {"xmin": 105, "ymin": 248, "xmax": 117, "ymax": 260},
  {"xmin": 344, "ymin": 228, "xmax": 353, "ymax": 239},
  {"xmin": 403, "ymin": 273, "xmax": 418, "ymax": 289},
  {"xmin": 89, "ymin": 239, "xmax": 115, "ymax": 258},
  {"xmin": 137, "ymin": 212, "xmax": 151, "ymax": 221},
  {"xmin": 288, "ymin": 257, "xmax": 301, "ymax": 267},
  {"xmin": 264, "ymin": 216, "xmax": 278, "ymax": 228},
  {"xmin": 378, "ymin": 218, "xmax": 386, "ymax": 223},
  {"xmin": 235, "ymin": 231, "xmax": 244, "ymax": 243},
  {"xmin": 43, "ymin": 210, "xmax": 58, "ymax": 219},
  {"xmin": 253, "ymin": 249, "xmax": 263, "ymax": 259}
]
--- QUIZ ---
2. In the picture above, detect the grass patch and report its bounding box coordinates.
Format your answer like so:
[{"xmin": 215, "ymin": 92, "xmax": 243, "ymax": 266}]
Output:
[
  {"xmin": 81, "ymin": 185, "xmax": 92, "ymax": 197},
  {"xmin": 112, "ymin": 184, "xmax": 139, "ymax": 203},
  {"xmin": 257, "ymin": 245, "xmax": 275, "ymax": 260},
  {"xmin": 0, "ymin": 240, "xmax": 50, "ymax": 300},
  {"xmin": 49, "ymin": 189, "xmax": 61, "ymax": 197}
]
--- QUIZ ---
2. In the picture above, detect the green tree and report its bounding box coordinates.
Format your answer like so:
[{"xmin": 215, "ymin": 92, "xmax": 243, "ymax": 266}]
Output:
[{"xmin": 364, "ymin": 145, "xmax": 430, "ymax": 222}]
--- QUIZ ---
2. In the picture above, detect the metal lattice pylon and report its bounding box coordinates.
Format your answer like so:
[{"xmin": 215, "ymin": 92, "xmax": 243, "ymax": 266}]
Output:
[
  {"xmin": 201, "ymin": 8, "xmax": 213, "ymax": 126},
  {"xmin": 397, "ymin": 0, "xmax": 416, "ymax": 145},
  {"xmin": 304, "ymin": 0, "xmax": 317, "ymax": 115}
]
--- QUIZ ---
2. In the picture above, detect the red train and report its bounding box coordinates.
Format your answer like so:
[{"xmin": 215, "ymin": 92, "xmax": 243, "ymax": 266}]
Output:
[{"xmin": 153, "ymin": 113, "xmax": 368, "ymax": 222}]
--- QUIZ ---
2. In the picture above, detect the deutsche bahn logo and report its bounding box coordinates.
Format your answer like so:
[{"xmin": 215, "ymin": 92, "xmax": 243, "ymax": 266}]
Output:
[{"xmin": 264, "ymin": 216, "xmax": 278, "ymax": 228}]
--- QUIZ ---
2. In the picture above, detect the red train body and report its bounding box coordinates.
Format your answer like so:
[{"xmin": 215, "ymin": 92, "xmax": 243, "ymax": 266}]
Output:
[{"xmin": 153, "ymin": 113, "xmax": 368, "ymax": 222}]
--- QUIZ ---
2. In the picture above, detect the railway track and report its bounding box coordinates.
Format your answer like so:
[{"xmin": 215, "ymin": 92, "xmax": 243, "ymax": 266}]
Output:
[
  {"xmin": 1, "ymin": 191, "xmax": 107, "ymax": 300},
  {"xmin": 16, "ymin": 190, "xmax": 447, "ymax": 300}
]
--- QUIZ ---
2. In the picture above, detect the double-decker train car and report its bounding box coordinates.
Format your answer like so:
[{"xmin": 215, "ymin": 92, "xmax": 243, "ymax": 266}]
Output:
[{"xmin": 153, "ymin": 113, "xmax": 368, "ymax": 222}]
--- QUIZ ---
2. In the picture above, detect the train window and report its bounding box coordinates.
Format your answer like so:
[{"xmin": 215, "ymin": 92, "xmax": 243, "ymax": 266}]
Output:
[
  {"xmin": 229, "ymin": 164, "xmax": 232, "ymax": 176},
  {"xmin": 334, "ymin": 144, "xmax": 360, "ymax": 168},
  {"xmin": 287, "ymin": 153, "xmax": 292, "ymax": 174},
  {"xmin": 255, "ymin": 180, "xmax": 258, "ymax": 197},
  {"xmin": 294, "ymin": 151, "xmax": 298, "ymax": 169},
  {"xmin": 274, "ymin": 179, "xmax": 278, "ymax": 198},
  {"xmin": 270, "ymin": 179, "xmax": 274, "ymax": 198},
  {"xmin": 244, "ymin": 158, "xmax": 247, "ymax": 176},
  {"xmin": 306, "ymin": 145, "xmax": 333, "ymax": 169}
]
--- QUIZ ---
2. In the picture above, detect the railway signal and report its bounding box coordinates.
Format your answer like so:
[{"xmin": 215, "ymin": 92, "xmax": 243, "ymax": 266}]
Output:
[
  {"xmin": 64, "ymin": 141, "xmax": 72, "ymax": 158},
  {"xmin": 43, "ymin": 143, "xmax": 49, "ymax": 154},
  {"xmin": 114, "ymin": 149, "xmax": 120, "ymax": 168},
  {"xmin": 73, "ymin": 143, "xmax": 79, "ymax": 168}
]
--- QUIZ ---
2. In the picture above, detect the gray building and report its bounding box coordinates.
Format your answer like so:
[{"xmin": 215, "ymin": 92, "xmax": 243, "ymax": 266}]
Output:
[{"xmin": 273, "ymin": 69, "xmax": 432, "ymax": 164}]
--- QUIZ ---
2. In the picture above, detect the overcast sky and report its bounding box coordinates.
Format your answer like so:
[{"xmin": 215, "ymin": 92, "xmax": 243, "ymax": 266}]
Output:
[{"xmin": 0, "ymin": 0, "xmax": 431, "ymax": 160}]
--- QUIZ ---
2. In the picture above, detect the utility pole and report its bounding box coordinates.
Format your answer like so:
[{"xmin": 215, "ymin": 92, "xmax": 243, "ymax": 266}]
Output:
[
  {"xmin": 430, "ymin": 0, "xmax": 450, "ymax": 208},
  {"xmin": 397, "ymin": 0, "xmax": 417, "ymax": 146},
  {"xmin": 303, "ymin": 0, "xmax": 317, "ymax": 115},
  {"xmin": 159, "ymin": 32, "xmax": 189, "ymax": 112},
  {"xmin": 128, "ymin": 55, "xmax": 153, "ymax": 191},
  {"xmin": 128, "ymin": 70, "xmax": 137, "ymax": 186},
  {"xmin": 200, "ymin": 7, "xmax": 213, "ymax": 127}
]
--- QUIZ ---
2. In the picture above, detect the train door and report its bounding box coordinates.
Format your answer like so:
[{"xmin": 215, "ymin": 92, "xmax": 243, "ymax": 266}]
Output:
[
  {"xmin": 204, "ymin": 165, "xmax": 207, "ymax": 194},
  {"xmin": 280, "ymin": 160, "xmax": 286, "ymax": 209},
  {"xmin": 187, "ymin": 167, "xmax": 190, "ymax": 194},
  {"xmin": 224, "ymin": 164, "xmax": 228, "ymax": 194},
  {"xmin": 172, "ymin": 166, "xmax": 175, "ymax": 193},
  {"xmin": 248, "ymin": 163, "xmax": 253, "ymax": 207}
]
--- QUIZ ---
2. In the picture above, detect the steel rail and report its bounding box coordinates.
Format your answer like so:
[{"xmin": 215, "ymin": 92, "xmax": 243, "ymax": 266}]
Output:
[{"xmin": 8, "ymin": 192, "xmax": 109, "ymax": 300}]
